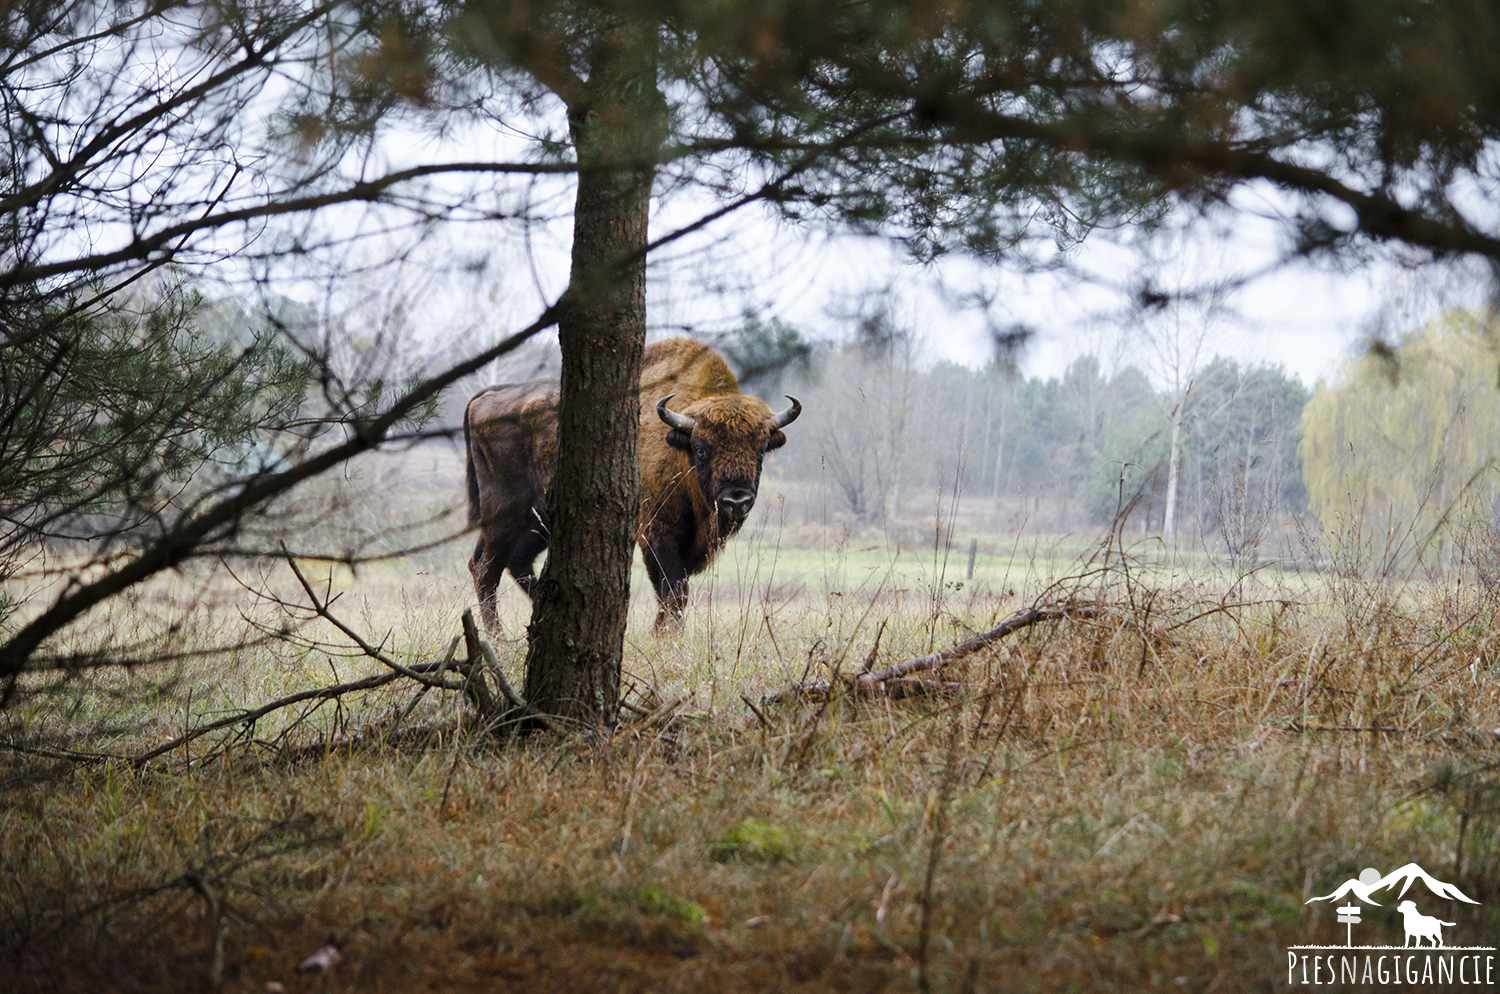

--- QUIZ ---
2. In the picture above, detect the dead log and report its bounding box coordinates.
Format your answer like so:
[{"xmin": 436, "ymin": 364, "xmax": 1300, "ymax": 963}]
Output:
[
  {"xmin": 762, "ymin": 601, "xmax": 1097, "ymax": 704},
  {"xmin": 764, "ymin": 677, "xmax": 966, "ymax": 703}
]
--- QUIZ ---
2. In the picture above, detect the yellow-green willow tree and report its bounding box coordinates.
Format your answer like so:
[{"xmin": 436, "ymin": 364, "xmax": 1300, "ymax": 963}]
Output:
[{"xmin": 1301, "ymin": 313, "xmax": 1500, "ymax": 550}]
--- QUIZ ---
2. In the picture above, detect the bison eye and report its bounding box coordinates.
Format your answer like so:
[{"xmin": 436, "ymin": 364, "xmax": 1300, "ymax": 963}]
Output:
[{"xmin": 693, "ymin": 440, "xmax": 709, "ymax": 460}]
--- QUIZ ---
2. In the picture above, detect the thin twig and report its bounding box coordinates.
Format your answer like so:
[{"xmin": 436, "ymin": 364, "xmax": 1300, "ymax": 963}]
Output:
[
  {"xmin": 475, "ymin": 642, "xmax": 565, "ymax": 735},
  {"xmin": 129, "ymin": 659, "xmax": 455, "ymax": 767},
  {"xmin": 860, "ymin": 618, "xmax": 889, "ymax": 675},
  {"xmin": 284, "ymin": 552, "xmax": 463, "ymax": 691},
  {"xmin": 741, "ymin": 693, "xmax": 772, "ymax": 731},
  {"xmin": 476, "ymin": 635, "xmax": 526, "ymax": 711},
  {"xmin": 396, "ymin": 635, "xmax": 461, "ymax": 725},
  {"xmin": 459, "ymin": 609, "xmax": 501, "ymax": 719}
]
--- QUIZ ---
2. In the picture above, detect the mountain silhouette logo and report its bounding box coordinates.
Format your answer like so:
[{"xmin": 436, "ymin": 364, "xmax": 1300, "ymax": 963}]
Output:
[
  {"xmin": 1306, "ymin": 863, "xmax": 1479, "ymax": 907},
  {"xmin": 1288, "ymin": 862, "xmax": 1492, "ymax": 968}
]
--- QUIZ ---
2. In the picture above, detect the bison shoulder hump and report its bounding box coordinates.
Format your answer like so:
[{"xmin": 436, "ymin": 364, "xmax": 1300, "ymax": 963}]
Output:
[{"xmin": 642, "ymin": 338, "xmax": 740, "ymax": 398}]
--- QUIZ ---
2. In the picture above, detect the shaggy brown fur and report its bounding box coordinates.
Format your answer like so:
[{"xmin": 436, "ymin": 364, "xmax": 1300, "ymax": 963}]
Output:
[{"xmin": 465, "ymin": 338, "xmax": 798, "ymax": 630}]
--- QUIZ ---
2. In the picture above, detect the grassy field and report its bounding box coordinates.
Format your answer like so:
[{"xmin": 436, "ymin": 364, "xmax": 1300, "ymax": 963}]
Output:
[{"xmin": 4, "ymin": 522, "xmax": 1500, "ymax": 993}]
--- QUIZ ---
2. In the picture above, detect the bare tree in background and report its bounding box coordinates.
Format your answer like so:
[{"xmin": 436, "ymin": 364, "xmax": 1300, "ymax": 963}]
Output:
[
  {"xmin": 1128, "ymin": 237, "xmax": 1237, "ymax": 548},
  {"xmin": 797, "ymin": 297, "xmax": 923, "ymax": 522}
]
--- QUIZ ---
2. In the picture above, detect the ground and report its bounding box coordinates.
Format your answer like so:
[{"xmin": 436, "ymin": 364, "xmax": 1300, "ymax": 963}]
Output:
[{"xmin": 5, "ymin": 508, "xmax": 1500, "ymax": 992}]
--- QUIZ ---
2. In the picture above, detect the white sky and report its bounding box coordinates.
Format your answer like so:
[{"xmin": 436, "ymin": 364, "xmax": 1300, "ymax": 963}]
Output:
[
  {"xmin": 643, "ymin": 189, "xmax": 1445, "ymax": 390},
  {"xmin": 252, "ymin": 116, "xmax": 1484, "ymax": 394}
]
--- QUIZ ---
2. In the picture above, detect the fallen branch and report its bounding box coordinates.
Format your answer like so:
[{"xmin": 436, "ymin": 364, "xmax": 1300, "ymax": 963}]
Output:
[
  {"xmin": 763, "ymin": 601, "xmax": 1097, "ymax": 704},
  {"xmin": 460, "ymin": 620, "xmax": 567, "ymax": 735},
  {"xmin": 129, "ymin": 657, "xmax": 459, "ymax": 767},
  {"xmin": 871, "ymin": 603, "xmax": 1098, "ymax": 681},
  {"xmin": 287, "ymin": 556, "xmax": 562, "ymax": 735},
  {"xmin": 19, "ymin": 598, "xmax": 565, "ymax": 772},
  {"xmin": 761, "ymin": 677, "xmax": 967, "ymax": 704},
  {"xmin": 459, "ymin": 609, "xmax": 501, "ymax": 720},
  {"xmin": 284, "ymin": 552, "xmax": 463, "ymax": 692},
  {"xmin": 474, "ymin": 633, "xmax": 526, "ymax": 711},
  {"xmin": 260, "ymin": 718, "xmax": 461, "ymax": 767},
  {"xmin": 631, "ymin": 696, "xmax": 682, "ymax": 732},
  {"xmin": 1287, "ymin": 723, "xmax": 1401, "ymax": 734}
]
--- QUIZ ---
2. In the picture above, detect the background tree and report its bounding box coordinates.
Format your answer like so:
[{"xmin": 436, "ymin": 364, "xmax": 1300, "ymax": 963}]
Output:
[
  {"xmin": 719, "ymin": 311, "xmax": 816, "ymax": 398},
  {"xmin": 784, "ymin": 299, "xmax": 923, "ymax": 521},
  {"xmin": 1081, "ymin": 367, "xmax": 1164, "ymax": 530},
  {"xmin": 1301, "ymin": 311, "xmax": 1500, "ymax": 559},
  {"xmin": 1189, "ymin": 359, "xmax": 1308, "ymax": 563}
]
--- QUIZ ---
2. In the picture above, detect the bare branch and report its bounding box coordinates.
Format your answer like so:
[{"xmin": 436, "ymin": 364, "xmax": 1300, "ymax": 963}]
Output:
[{"xmin": 764, "ymin": 601, "xmax": 1099, "ymax": 704}]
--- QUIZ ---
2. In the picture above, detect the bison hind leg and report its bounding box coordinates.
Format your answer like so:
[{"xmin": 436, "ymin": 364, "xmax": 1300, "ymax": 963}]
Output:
[
  {"xmin": 653, "ymin": 591, "xmax": 688, "ymax": 633},
  {"xmin": 472, "ymin": 511, "xmax": 548, "ymax": 630},
  {"xmin": 506, "ymin": 525, "xmax": 549, "ymax": 598},
  {"xmin": 470, "ymin": 536, "xmax": 507, "ymax": 632}
]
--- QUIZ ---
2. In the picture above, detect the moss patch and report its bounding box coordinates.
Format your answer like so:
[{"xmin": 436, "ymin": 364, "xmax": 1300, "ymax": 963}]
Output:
[{"xmin": 709, "ymin": 817, "xmax": 798, "ymax": 863}]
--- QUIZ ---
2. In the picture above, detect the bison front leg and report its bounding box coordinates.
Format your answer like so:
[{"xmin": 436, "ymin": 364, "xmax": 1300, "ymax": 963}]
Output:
[{"xmin": 642, "ymin": 544, "xmax": 689, "ymax": 632}]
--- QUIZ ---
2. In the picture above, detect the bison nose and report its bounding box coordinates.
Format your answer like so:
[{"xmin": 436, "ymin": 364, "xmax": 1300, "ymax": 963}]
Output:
[{"xmin": 718, "ymin": 489, "xmax": 755, "ymax": 521}]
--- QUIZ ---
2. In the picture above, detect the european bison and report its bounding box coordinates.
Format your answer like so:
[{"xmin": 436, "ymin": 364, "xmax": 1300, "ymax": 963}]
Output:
[{"xmin": 464, "ymin": 338, "xmax": 800, "ymax": 630}]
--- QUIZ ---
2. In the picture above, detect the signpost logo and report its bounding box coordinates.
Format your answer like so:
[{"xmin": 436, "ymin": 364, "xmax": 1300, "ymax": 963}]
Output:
[{"xmin": 1288, "ymin": 862, "xmax": 1494, "ymax": 986}]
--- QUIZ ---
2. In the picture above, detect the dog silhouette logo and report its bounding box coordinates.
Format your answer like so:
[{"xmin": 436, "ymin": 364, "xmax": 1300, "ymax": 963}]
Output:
[
  {"xmin": 1287, "ymin": 861, "xmax": 1494, "ymax": 986},
  {"xmin": 1396, "ymin": 900, "xmax": 1456, "ymax": 948}
]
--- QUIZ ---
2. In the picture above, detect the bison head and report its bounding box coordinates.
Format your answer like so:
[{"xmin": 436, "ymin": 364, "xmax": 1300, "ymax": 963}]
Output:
[{"xmin": 657, "ymin": 393, "xmax": 800, "ymax": 528}]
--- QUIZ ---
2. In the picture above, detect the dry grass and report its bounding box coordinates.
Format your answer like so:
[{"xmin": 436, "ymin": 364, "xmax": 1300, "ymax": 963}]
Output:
[{"xmin": 5, "ymin": 519, "xmax": 1500, "ymax": 993}]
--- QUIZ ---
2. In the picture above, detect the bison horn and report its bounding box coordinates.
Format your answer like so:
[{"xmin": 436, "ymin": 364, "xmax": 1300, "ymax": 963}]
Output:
[
  {"xmin": 768, "ymin": 395, "xmax": 802, "ymax": 429},
  {"xmin": 656, "ymin": 394, "xmax": 696, "ymax": 432}
]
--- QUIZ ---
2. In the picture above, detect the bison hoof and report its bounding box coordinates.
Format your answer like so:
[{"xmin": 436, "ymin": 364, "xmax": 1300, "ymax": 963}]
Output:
[{"xmin": 653, "ymin": 610, "xmax": 685, "ymax": 634}]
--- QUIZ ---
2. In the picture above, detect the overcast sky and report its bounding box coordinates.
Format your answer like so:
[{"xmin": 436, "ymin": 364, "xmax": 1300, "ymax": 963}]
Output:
[
  {"xmin": 643, "ymin": 182, "xmax": 1478, "ymax": 390},
  {"xmin": 256, "ymin": 115, "xmax": 1484, "ymax": 394}
]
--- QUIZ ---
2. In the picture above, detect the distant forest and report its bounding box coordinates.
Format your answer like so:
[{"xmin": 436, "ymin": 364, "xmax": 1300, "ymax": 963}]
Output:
[{"xmin": 723, "ymin": 313, "xmax": 1308, "ymax": 552}]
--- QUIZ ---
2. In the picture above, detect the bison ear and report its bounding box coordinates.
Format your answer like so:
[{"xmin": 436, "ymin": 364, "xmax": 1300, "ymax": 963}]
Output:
[
  {"xmin": 665, "ymin": 429, "xmax": 693, "ymax": 451},
  {"xmin": 766, "ymin": 429, "xmax": 787, "ymax": 451}
]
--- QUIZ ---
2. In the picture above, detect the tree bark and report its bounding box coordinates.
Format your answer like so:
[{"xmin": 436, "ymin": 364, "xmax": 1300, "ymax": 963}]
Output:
[
  {"xmin": 522, "ymin": 25, "xmax": 664, "ymax": 725},
  {"xmin": 1162, "ymin": 381, "xmax": 1191, "ymax": 549},
  {"xmin": 1162, "ymin": 403, "xmax": 1181, "ymax": 547}
]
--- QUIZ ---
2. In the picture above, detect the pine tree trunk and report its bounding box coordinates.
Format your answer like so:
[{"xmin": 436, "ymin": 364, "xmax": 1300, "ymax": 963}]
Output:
[{"xmin": 522, "ymin": 27, "xmax": 663, "ymax": 725}]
